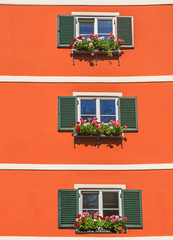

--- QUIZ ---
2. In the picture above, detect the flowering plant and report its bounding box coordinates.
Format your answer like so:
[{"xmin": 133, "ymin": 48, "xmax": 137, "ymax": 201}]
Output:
[
  {"xmin": 71, "ymin": 117, "xmax": 127, "ymax": 136},
  {"xmin": 74, "ymin": 212, "xmax": 127, "ymax": 233},
  {"xmin": 69, "ymin": 33, "xmax": 124, "ymax": 57}
]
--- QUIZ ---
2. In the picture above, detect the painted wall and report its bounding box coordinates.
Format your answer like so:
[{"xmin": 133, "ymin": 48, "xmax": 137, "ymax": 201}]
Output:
[
  {"xmin": 0, "ymin": 169, "xmax": 172, "ymax": 237},
  {"xmin": 0, "ymin": 82, "xmax": 172, "ymax": 164},
  {"xmin": 0, "ymin": 5, "xmax": 172, "ymax": 76}
]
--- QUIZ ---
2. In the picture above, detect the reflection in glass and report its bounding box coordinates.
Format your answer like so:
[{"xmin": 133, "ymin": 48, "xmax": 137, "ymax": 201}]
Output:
[
  {"xmin": 98, "ymin": 20, "xmax": 112, "ymax": 33},
  {"xmin": 83, "ymin": 210, "xmax": 98, "ymax": 215},
  {"xmin": 103, "ymin": 192, "xmax": 119, "ymax": 208},
  {"xmin": 101, "ymin": 116, "xmax": 115, "ymax": 123},
  {"xmin": 83, "ymin": 193, "xmax": 98, "ymax": 209},
  {"xmin": 80, "ymin": 22, "xmax": 94, "ymax": 35},
  {"xmin": 81, "ymin": 100, "xmax": 96, "ymax": 115},
  {"xmin": 103, "ymin": 210, "xmax": 119, "ymax": 217},
  {"xmin": 100, "ymin": 100, "xmax": 115, "ymax": 115}
]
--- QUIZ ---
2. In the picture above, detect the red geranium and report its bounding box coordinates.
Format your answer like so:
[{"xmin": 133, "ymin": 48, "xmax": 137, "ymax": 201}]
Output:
[
  {"xmin": 76, "ymin": 121, "xmax": 80, "ymax": 124},
  {"xmin": 76, "ymin": 126, "xmax": 80, "ymax": 131},
  {"xmin": 74, "ymin": 222, "xmax": 78, "ymax": 227},
  {"xmin": 90, "ymin": 33, "xmax": 94, "ymax": 37},
  {"xmin": 81, "ymin": 219, "xmax": 86, "ymax": 223},
  {"xmin": 69, "ymin": 43, "xmax": 73, "ymax": 48},
  {"xmin": 77, "ymin": 214, "xmax": 81, "ymax": 218},
  {"xmin": 77, "ymin": 36, "xmax": 82, "ymax": 39},
  {"xmin": 73, "ymin": 38, "xmax": 77, "ymax": 42},
  {"xmin": 109, "ymin": 35, "xmax": 115, "ymax": 39},
  {"xmin": 71, "ymin": 125, "xmax": 74, "ymax": 128}
]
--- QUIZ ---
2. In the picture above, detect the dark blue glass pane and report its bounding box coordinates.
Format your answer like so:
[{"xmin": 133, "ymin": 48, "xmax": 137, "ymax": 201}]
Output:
[
  {"xmin": 79, "ymin": 22, "xmax": 94, "ymax": 34},
  {"xmin": 81, "ymin": 116, "xmax": 96, "ymax": 121},
  {"xmin": 83, "ymin": 193, "xmax": 98, "ymax": 209},
  {"xmin": 98, "ymin": 20, "xmax": 112, "ymax": 33},
  {"xmin": 101, "ymin": 116, "xmax": 115, "ymax": 123},
  {"xmin": 98, "ymin": 35, "xmax": 110, "ymax": 41},
  {"xmin": 81, "ymin": 100, "xmax": 96, "ymax": 114},
  {"xmin": 100, "ymin": 100, "xmax": 115, "ymax": 115}
]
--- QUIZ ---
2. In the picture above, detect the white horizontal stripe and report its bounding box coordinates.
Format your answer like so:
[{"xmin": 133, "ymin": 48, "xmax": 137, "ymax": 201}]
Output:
[
  {"xmin": 0, "ymin": 163, "xmax": 173, "ymax": 171},
  {"xmin": 0, "ymin": 236, "xmax": 172, "ymax": 240},
  {"xmin": 73, "ymin": 92, "xmax": 123, "ymax": 96},
  {"xmin": 0, "ymin": 75, "xmax": 173, "ymax": 83},
  {"xmin": 0, "ymin": 0, "xmax": 172, "ymax": 5}
]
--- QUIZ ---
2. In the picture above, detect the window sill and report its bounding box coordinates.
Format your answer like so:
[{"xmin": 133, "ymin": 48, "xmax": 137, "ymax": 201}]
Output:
[
  {"xmin": 75, "ymin": 229, "xmax": 127, "ymax": 234},
  {"xmin": 72, "ymin": 49, "xmax": 123, "ymax": 66},
  {"xmin": 72, "ymin": 133, "xmax": 127, "ymax": 149}
]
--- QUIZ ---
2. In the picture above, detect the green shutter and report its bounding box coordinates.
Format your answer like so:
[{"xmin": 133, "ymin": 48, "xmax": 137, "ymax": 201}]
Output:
[
  {"xmin": 58, "ymin": 96, "xmax": 77, "ymax": 131},
  {"xmin": 122, "ymin": 190, "xmax": 143, "ymax": 228},
  {"xmin": 117, "ymin": 17, "xmax": 133, "ymax": 47},
  {"xmin": 58, "ymin": 189, "xmax": 79, "ymax": 228},
  {"xmin": 57, "ymin": 15, "xmax": 75, "ymax": 47},
  {"xmin": 118, "ymin": 97, "xmax": 138, "ymax": 131}
]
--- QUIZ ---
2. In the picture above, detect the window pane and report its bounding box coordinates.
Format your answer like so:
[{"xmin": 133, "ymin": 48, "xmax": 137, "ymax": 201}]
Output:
[
  {"xmin": 101, "ymin": 116, "xmax": 115, "ymax": 123},
  {"xmin": 100, "ymin": 100, "xmax": 115, "ymax": 115},
  {"xmin": 81, "ymin": 100, "xmax": 96, "ymax": 114},
  {"xmin": 81, "ymin": 116, "xmax": 96, "ymax": 121},
  {"xmin": 79, "ymin": 22, "xmax": 94, "ymax": 35},
  {"xmin": 98, "ymin": 20, "xmax": 112, "ymax": 34},
  {"xmin": 103, "ymin": 210, "xmax": 119, "ymax": 217},
  {"xmin": 103, "ymin": 192, "xmax": 119, "ymax": 208},
  {"xmin": 83, "ymin": 193, "xmax": 98, "ymax": 209}
]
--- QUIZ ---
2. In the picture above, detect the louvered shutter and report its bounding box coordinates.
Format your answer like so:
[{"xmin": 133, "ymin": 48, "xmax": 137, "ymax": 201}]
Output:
[
  {"xmin": 122, "ymin": 190, "xmax": 143, "ymax": 228},
  {"xmin": 57, "ymin": 15, "xmax": 75, "ymax": 47},
  {"xmin": 117, "ymin": 17, "xmax": 134, "ymax": 48},
  {"xmin": 118, "ymin": 97, "xmax": 138, "ymax": 131},
  {"xmin": 58, "ymin": 189, "xmax": 79, "ymax": 228},
  {"xmin": 58, "ymin": 96, "xmax": 77, "ymax": 131}
]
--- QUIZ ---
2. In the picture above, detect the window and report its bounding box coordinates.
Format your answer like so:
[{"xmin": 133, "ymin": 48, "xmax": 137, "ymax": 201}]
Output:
[
  {"xmin": 79, "ymin": 189, "xmax": 122, "ymax": 217},
  {"xmin": 57, "ymin": 14, "xmax": 134, "ymax": 48},
  {"xmin": 58, "ymin": 188, "xmax": 143, "ymax": 229},
  {"xmin": 76, "ymin": 17, "xmax": 115, "ymax": 41},
  {"xmin": 78, "ymin": 97, "xmax": 118, "ymax": 122},
  {"xmin": 58, "ymin": 94, "xmax": 138, "ymax": 131}
]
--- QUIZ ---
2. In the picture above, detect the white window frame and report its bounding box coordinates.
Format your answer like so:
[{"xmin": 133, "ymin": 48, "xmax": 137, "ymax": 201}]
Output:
[
  {"xmin": 79, "ymin": 189, "xmax": 122, "ymax": 217},
  {"xmin": 77, "ymin": 96, "xmax": 119, "ymax": 122},
  {"xmin": 76, "ymin": 16, "xmax": 115, "ymax": 38}
]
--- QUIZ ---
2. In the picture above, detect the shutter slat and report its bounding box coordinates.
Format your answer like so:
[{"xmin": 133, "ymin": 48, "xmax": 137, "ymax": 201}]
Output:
[
  {"xmin": 118, "ymin": 97, "xmax": 138, "ymax": 131},
  {"xmin": 122, "ymin": 190, "xmax": 143, "ymax": 228},
  {"xmin": 58, "ymin": 96, "xmax": 77, "ymax": 130},
  {"xmin": 58, "ymin": 189, "xmax": 79, "ymax": 228},
  {"xmin": 117, "ymin": 17, "xmax": 133, "ymax": 47},
  {"xmin": 57, "ymin": 15, "xmax": 74, "ymax": 47}
]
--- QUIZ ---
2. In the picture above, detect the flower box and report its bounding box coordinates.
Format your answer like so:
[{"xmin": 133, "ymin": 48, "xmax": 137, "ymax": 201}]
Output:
[{"xmin": 75, "ymin": 228, "xmax": 125, "ymax": 234}]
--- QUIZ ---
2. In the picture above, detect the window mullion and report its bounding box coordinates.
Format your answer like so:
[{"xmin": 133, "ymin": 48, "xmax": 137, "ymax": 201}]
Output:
[
  {"xmin": 94, "ymin": 18, "xmax": 98, "ymax": 35},
  {"xmin": 116, "ymin": 98, "xmax": 118, "ymax": 121},
  {"xmin": 78, "ymin": 97, "xmax": 81, "ymax": 121},
  {"xmin": 99, "ymin": 190, "xmax": 103, "ymax": 217},
  {"xmin": 96, "ymin": 98, "xmax": 100, "ymax": 122}
]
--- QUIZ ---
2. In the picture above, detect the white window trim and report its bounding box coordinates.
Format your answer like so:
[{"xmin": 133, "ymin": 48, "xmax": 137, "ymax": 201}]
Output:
[
  {"xmin": 76, "ymin": 16, "xmax": 115, "ymax": 38},
  {"xmin": 77, "ymin": 96, "xmax": 118, "ymax": 122},
  {"xmin": 72, "ymin": 12, "xmax": 119, "ymax": 17},
  {"xmin": 73, "ymin": 92, "xmax": 123, "ymax": 97},
  {"xmin": 74, "ymin": 184, "xmax": 126, "ymax": 189},
  {"xmin": 79, "ymin": 189, "xmax": 122, "ymax": 217}
]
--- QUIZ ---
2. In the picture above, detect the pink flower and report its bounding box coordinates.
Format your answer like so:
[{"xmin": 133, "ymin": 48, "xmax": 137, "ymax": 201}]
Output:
[
  {"xmin": 119, "ymin": 227, "xmax": 122, "ymax": 230},
  {"xmin": 121, "ymin": 229, "xmax": 125, "ymax": 233},
  {"xmin": 116, "ymin": 123, "xmax": 120, "ymax": 128},
  {"xmin": 119, "ymin": 216, "xmax": 122, "ymax": 218},
  {"xmin": 94, "ymin": 35, "xmax": 98, "ymax": 39},
  {"xmin": 105, "ymin": 216, "xmax": 110, "ymax": 220},
  {"xmin": 124, "ymin": 125, "xmax": 127, "ymax": 129},
  {"xmin": 117, "ymin": 120, "xmax": 120, "ymax": 123},
  {"xmin": 88, "ymin": 118, "xmax": 92, "ymax": 121},
  {"xmin": 94, "ymin": 117, "xmax": 98, "ymax": 120},
  {"xmin": 93, "ymin": 215, "xmax": 97, "ymax": 219},
  {"xmin": 92, "ymin": 120, "xmax": 96, "ymax": 125},
  {"xmin": 111, "ymin": 215, "xmax": 116, "ymax": 218},
  {"xmin": 80, "ymin": 118, "xmax": 83, "ymax": 120},
  {"xmin": 108, "ymin": 35, "xmax": 115, "ymax": 39},
  {"xmin": 85, "ymin": 212, "xmax": 90, "ymax": 216},
  {"xmin": 81, "ymin": 120, "xmax": 85, "ymax": 124},
  {"xmin": 116, "ymin": 218, "xmax": 119, "ymax": 221},
  {"xmin": 90, "ymin": 33, "xmax": 94, "ymax": 37},
  {"xmin": 110, "ymin": 32, "xmax": 113, "ymax": 35},
  {"xmin": 123, "ymin": 217, "xmax": 127, "ymax": 221},
  {"xmin": 111, "ymin": 219, "xmax": 115, "ymax": 223},
  {"xmin": 118, "ymin": 39, "xmax": 124, "ymax": 44}
]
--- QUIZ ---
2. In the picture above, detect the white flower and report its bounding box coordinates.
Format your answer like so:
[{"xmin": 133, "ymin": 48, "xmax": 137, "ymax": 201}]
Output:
[
  {"xmin": 82, "ymin": 37, "xmax": 85, "ymax": 40},
  {"xmin": 78, "ymin": 39, "xmax": 82, "ymax": 43},
  {"xmin": 110, "ymin": 126, "xmax": 113, "ymax": 129},
  {"xmin": 98, "ymin": 37, "xmax": 103, "ymax": 41},
  {"xmin": 89, "ymin": 42, "xmax": 93, "ymax": 47},
  {"xmin": 87, "ymin": 122, "xmax": 90, "ymax": 125},
  {"xmin": 76, "ymin": 218, "xmax": 79, "ymax": 222},
  {"xmin": 84, "ymin": 123, "xmax": 87, "ymax": 127},
  {"xmin": 87, "ymin": 38, "xmax": 90, "ymax": 42},
  {"xmin": 104, "ymin": 123, "xmax": 108, "ymax": 126}
]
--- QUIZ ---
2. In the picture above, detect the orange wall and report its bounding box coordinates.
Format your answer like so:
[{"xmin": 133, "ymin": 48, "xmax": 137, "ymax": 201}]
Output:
[
  {"xmin": 0, "ymin": 5, "xmax": 173, "ymax": 76},
  {"xmin": 0, "ymin": 169, "xmax": 172, "ymax": 237},
  {"xmin": 0, "ymin": 82, "xmax": 172, "ymax": 164}
]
